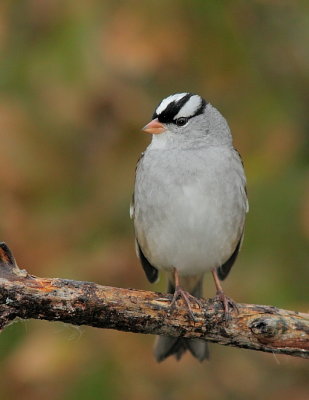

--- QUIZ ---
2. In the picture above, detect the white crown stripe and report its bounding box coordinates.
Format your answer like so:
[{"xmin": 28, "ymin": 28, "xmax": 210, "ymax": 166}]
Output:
[
  {"xmin": 174, "ymin": 95, "xmax": 202, "ymax": 119},
  {"xmin": 155, "ymin": 93, "xmax": 188, "ymax": 115}
]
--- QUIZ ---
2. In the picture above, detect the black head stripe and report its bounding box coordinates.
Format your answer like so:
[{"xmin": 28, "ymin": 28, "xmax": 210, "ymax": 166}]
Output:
[
  {"xmin": 153, "ymin": 93, "xmax": 193, "ymax": 122},
  {"xmin": 153, "ymin": 93, "xmax": 207, "ymax": 124}
]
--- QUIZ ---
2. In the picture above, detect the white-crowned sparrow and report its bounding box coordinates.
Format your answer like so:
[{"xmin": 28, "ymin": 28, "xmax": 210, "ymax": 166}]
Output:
[{"xmin": 131, "ymin": 93, "xmax": 248, "ymax": 362}]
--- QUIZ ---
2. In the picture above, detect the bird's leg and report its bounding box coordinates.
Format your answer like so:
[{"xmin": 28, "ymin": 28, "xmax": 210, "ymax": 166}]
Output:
[
  {"xmin": 211, "ymin": 268, "xmax": 239, "ymax": 320},
  {"xmin": 170, "ymin": 269, "xmax": 203, "ymax": 321}
]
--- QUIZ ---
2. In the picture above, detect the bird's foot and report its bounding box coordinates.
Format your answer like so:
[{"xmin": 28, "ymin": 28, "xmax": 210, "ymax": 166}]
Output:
[
  {"xmin": 213, "ymin": 290, "xmax": 239, "ymax": 322},
  {"xmin": 170, "ymin": 286, "xmax": 203, "ymax": 322}
]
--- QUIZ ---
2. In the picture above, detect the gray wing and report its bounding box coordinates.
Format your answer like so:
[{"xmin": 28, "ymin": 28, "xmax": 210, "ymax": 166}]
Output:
[
  {"xmin": 129, "ymin": 152, "xmax": 144, "ymax": 220},
  {"xmin": 217, "ymin": 148, "xmax": 248, "ymax": 281},
  {"xmin": 131, "ymin": 152, "xmax": 158, "ymax": 284}
]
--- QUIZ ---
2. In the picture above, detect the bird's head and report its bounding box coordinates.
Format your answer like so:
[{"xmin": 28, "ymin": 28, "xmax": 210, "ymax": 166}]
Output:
[{"xmin": 142, "ymin": 93, "xmax": 232, "ymax": 148}]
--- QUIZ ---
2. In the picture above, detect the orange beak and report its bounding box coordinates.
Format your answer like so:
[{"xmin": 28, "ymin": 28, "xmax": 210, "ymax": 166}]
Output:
[{"xmin": 142, "ymin": 118, "xmax": 166, "ymax": 134}]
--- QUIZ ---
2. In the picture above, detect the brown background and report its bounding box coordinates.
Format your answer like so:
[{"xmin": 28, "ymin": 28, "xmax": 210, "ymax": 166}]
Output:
[{"xmin": 0, "ymin": 1, "xmax": 308, "ymax": 399}]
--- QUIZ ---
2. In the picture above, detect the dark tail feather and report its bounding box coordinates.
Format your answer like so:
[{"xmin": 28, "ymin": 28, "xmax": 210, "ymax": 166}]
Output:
[
  {"xmin": 154, "ymin": 336, "xmax": 209, "ymax": 362},
  {"xmin": 154, "ymin": 279, "xmax": 209, "ymax": 362}
]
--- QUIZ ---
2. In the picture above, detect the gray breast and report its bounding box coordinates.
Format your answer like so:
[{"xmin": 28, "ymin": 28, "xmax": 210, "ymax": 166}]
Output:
[{"xmin": 133, "ymin": 145, "xmax": 247, "ymax": 276}]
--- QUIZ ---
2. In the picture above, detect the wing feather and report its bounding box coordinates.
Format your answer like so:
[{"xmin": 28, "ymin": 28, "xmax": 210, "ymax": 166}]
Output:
[
  {"xmin": 217, "ymin": 235, "xmax": 243, "ymax": 281},
  {"xmin": 135, "ymin": 240, "xmax": 159, "ymax": 283}
]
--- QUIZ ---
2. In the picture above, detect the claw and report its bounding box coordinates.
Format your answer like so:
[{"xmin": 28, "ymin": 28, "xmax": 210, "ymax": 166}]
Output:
[
  {"xmin": 211, "ymin": 268, "xmax": 239, "ymax": 322},
  {"xmin": 170, "ymin": 286, "xmax": 203, "ymax": 322},
  {"xmin": 213, "ymin": 290, "xmax": 239, "ymax": 321}
]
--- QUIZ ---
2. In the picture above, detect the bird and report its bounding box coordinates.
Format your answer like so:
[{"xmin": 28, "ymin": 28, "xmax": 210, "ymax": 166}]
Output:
[{"xmin": 130, "ymin": 93, "xmax": 248, "ymax": 362}]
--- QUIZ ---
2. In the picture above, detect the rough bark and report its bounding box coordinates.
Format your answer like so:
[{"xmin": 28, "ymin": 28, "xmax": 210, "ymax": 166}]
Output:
[{"xmin": 0, "ymin": 242, "xmax": 308, "ymax": 359}]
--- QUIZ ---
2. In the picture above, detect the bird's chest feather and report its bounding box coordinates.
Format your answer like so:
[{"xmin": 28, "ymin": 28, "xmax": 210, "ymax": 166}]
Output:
[{"xmin": 135, "ymin": 147, "xmax": 238, "ymax": 224}]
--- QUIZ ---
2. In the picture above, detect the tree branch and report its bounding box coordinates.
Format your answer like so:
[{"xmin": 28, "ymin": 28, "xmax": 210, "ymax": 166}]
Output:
[{"xmin": 0, "ymin": 242, "xmax": 308, "ymax": 359}]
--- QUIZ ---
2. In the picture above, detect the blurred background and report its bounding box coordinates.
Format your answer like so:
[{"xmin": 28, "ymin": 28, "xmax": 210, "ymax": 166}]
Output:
[{"xmin": 0, "ymin": 1, "xmax": 308, "ymax": 399}]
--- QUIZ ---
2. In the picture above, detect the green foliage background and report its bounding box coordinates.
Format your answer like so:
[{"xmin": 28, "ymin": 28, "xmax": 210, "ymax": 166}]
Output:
[{"xmin": 0, "ymin": 1, "xmax": 308, "ymax": 399}]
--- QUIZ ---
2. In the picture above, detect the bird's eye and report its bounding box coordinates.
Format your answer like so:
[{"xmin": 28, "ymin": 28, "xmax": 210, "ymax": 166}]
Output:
[{"xmin": 175, "ymin": 117, "xmax": 188, "ymax": 127}]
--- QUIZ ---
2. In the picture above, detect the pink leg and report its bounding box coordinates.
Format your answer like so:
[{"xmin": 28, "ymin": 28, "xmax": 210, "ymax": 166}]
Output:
[
  {"xmin": 212, "ymin": 269, "xmax": 239, "ymax": 320},
  {"xmin": 170, "ymin": 269, "xmax": 203, "ymax": 321}
]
